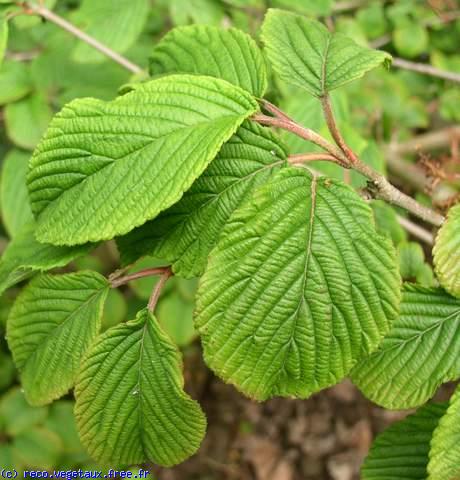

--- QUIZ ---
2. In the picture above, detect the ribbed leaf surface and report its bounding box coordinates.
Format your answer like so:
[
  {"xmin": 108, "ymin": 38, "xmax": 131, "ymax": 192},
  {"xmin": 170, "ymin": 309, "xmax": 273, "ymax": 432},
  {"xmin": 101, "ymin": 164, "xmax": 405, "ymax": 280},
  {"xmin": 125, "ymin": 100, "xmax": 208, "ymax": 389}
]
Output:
[
  {"xmin": 362, "ymin": 403, "xmax": 447, "ymax": 480},
  {"xmin": 117, "ymin": 121, "xmax": 287, "ymax": 277},
  {"xmin": 0, "ymin": 222, "xmax": 92, "ymax": 296},
  {"xmin": 150, "ymin": 25, "xmax": 267, "ymax": 96},
  {"xmin": 195, "ymin": 167, "xmax": 400, "ymax": 400},
  {"xmin": 75, "ymin": 309, "xmax": 206, "ymax": 466},
  {"xmin": 428, "ymin": 384, "xmax": 460, "ymax": 479},
  {"xmin": 434, "ymin": 204, "xmax": 460, "ymax": 298},
  {"xmin": 261, "ymin": 9, "xmax": 391, "ymax": 97},
  {"xmin": 351, "ymin": 284, "xmax": 460, "ymax": 409},
  {"xmin": 7, "ymin": 271, "xmax": 109, "ymax": 406},
  {"xmin": 27, "ymin": 75, "xmax": 258, "ymax": 245}
]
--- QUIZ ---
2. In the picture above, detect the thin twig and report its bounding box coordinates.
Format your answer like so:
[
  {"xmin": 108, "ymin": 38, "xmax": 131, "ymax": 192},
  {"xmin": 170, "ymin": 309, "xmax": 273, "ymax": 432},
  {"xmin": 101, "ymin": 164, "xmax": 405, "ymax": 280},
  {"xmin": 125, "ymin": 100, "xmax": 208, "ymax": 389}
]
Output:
[
  {"xmin": 396, "ymin": 215, "xmax": 434, "ymax": 245},
  {"xmin": 252, "ymin": 113, "xmax": 350, "ymax": 167},
  {"xmin": 255, "ymin": 107, "xmax": 445, "ymax": 226},
  {"xmin": 21, "ymin": 1, "xmax": 143, "ymax": 74},
  {"xmin": 110, "ymin": 267, "xmax": 171, "ymax": 288},
  {"xmin": 320, "ymin": 94, "xmax": 359, "ymax": 163},
  {"xmin": 392, "ymin": 57, "xmax": 460, "ymax": 84},
  {"xmin": 388, "ymin": 126, "xmax": 460, "ymax": 156},
  {"xmin": 259, "ymin": 99, "xmax": 294, "ymax": 122},
  {"xmin": 148, "ymin": 268, "xmax": 173, "ymax": 313},
  {"xmin": 288, "ymin": 153, "xmax": 342, "ymax": 165}
]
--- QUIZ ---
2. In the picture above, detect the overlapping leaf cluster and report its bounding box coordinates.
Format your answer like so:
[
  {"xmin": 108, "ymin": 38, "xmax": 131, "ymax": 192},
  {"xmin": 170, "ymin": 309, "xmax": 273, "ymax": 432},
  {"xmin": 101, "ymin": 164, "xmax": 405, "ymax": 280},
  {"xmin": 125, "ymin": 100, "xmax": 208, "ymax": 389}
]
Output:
[{"xmin": 0, "ymin": 3, "xmax": 459, "ymax": 477}]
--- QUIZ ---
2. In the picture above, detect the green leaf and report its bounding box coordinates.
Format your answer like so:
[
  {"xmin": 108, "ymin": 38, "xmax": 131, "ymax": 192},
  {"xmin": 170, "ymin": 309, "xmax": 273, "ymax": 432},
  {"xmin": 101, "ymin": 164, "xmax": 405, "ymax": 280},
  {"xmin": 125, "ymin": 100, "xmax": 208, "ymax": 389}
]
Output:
[
  {"xmin": 0, "ymin": 387, "xmax": 48, "ymax": 436},
  {"xmin": 75, "ymin": 308, "xmax": 206, "ymax": 466},
  {"xmin": 428, "ymin": 384, "xmax": 460, "ymax": 480},
  {"xmin": 393, "ymin": 23, "xmax": 429, "ymax": 59},
  {"xmin": 44, "ymin": 401, "xmax": 83, "ymax": 455},
  {"xmin": 0, "ymin": 222, "xmax": 93, "ymax": 296},
  {"xmin": 269, "ymin": 0, "xmax": 333, "ymax": 17},
  {"xmin": 149, "ymin": 25, "xmax": 267, "ymax": 97},
  {"xmin": 398, "ymin": 242, "xmax": 434, "ymax": 286},
  {"xmin": 12, "ymin": 426, "xmax": 62, "ymax": 469},
  {"xmin": 117, "ymin": 121, "xmax": 287, "ymax": 276},
  {"xmin": 434, "ymin": 204, "xmax": 460, "ymax": 298},
  {"xmin": 157, "ymin": 280, "xmax": 197, "ymax": 347},
  {"xmin": 371, "ymin": 200, "xmax": 407, "ymax": 246},
  {"xmin": 0, "ymin": 61, "xmax": 31, "ymax": 106},
  {"xmin": 260, "ymin": 9, "xmax": 391, "ymax": 97},
  {"xmin": 0, "ymin": 14, "xmax": 8, "ymax": 68},
  {"xmin": 7, "ymin": 271, "xmax": 109, "ymax": 406},
  {"xmin": 361, "ymin": 403, "xmax": 447, "ymax": 480},
  {"xmin": 101, "ymin": 288, "xmax": 127, "ymax": 330},
  {"xmin": 72, "ymin": 0, "xmax": 149, "ymax": 63},
  {"xmin": 351, "ymin": 284, "xmax": 460, "ymax": 409},
  {"xmin": 195, "ymin": 167, "xmax": 400, "ymax": 400},
  {"xmin": 28, "ymin": 74, "xmax": 259, "ymax": 246},
  {"xmin": 1, "ymin": 149, "xmax": 33, "ymax": 237},
  {"xmin": 4, "ymin": 93, "xmax": 52, "ymax": 150}
]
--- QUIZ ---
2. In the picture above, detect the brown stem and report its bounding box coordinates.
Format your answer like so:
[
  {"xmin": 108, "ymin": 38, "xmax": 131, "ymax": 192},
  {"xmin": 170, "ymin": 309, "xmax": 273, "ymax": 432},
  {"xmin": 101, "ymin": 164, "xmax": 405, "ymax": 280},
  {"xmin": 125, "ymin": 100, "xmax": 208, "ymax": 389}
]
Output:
[
  {"xmin": 21, "ymin": 2, "xmax": 143, "ymax": 74},
  {"xmin": 392, "ymin": 57, "xmax": 460, "ymax": 84},
  {"xmin": 255, "ymin": 108, "xmax": 445, "ymax": 226},
  {"xmin": 259, "ymin": 99, "xmax": 294, "ymax": 122},
  {"xmin": 320, "ymin": 94, "xmax": 358, "ymax": 164},
  {"xmin": 252, "ymin": 113, "xmax": 349, "ymax": 167},
  {"xmin": 354, "ymin": 160, "xmax": 445, "ymax": 226},
  {"xmin": 148, "ymin": 267, "xmax": 173, "ymax": 313},
  {"xmin": 110, "ymin": 267, "xmax": 171, "ymax": 288},
  {"xmin": 396, "ymin": 215, "xmax": 434, "ymax": 245},
  {"xmin": 288, "ymin": 153, "xmax": 341, "ymax": 165}
]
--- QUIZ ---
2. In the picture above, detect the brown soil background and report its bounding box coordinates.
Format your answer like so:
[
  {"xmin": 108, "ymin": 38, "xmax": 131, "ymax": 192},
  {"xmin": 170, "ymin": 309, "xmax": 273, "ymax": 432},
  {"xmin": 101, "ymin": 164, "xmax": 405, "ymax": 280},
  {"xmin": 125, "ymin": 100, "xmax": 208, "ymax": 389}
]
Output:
[{"xmin": 150, "ymin": 350, "xmax": 457, "ymax": 480}]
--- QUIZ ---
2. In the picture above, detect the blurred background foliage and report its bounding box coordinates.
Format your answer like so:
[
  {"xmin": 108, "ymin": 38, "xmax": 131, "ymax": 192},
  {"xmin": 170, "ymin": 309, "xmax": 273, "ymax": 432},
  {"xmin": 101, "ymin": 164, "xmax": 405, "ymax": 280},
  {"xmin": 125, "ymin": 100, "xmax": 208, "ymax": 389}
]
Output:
[{"xmin": 0, "ymin": 0, "xmax": 459, "ymax": 473}]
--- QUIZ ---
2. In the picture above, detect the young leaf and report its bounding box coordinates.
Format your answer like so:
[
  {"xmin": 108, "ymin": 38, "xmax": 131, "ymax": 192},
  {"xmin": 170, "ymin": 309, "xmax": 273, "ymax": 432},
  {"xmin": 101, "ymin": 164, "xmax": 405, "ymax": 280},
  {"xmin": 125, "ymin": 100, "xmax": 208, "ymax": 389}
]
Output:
[
  {"xmin": 149, "ymin": 25, "xmax": 267, "ymax": 96},
  {"xmin": 351, "ymin": 284, "xmax": 460, "ymax": 409},
  {"xmin": 75, "ymin": 308, "xmax": 206, "ymax": 466},
  {"xmin": 260, "ymin": 9, "xmax": 391, "ymax": 97},
  {"xmin": 428, "ymin": 384, "xmax": 460, "ymax": 479},
  {"xmin": 195, "ymin": 167, "xmax": 400, "ymax": 401},
  {"xmin": 4, "ymin": 93, "xmax": 52, "ymax": 150},
  {"xmin": 0, "ymin": 222, "xmax": 93, "ymax": 296},
  {"xmin": 72, "ymin": 0, "xmax": 149, "ymax": 63},
  {"xmin": 27, "ymin": 75, "xmax": 259, "ymax": 246},
  {"xmin": 117, "ymin": 121, "xmax": 287, "ymax": 277},
  {"xmin": 0, "ymin": 61, "xmax": 31, "ymax": 105},
  {"xmin": 0, "ymin": 149, "xmax": 33, "ymax": 237},
  {"xmin": 433, "ymin": 203, "xmax": 460, "ymax": 298},
  {"xmin": 7, "ymin": 271, "xmax": 109, "ymax": 406},
  {"xmin": 361, "ymin": 403, "xmax": 447, "ymax": 480}
]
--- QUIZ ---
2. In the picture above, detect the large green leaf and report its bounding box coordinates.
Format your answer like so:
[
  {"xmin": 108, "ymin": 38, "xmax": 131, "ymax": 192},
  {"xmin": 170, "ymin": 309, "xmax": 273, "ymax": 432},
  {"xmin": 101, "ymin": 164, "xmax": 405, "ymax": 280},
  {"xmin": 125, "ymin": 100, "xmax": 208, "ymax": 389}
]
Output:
[
  {"xmin": 117, "ymin": 121, "xmax": 287, "ymax": 277},
  {"xmin": 260, "ymin": 9, "xmax": 391, "ymax": 97},
  {"xmin": 7, "ymin": 271, "xmax": 109, "ymax": 406},
  {"xmin": 434, "ymin": 204, "xmax": 460, "ymax": 298},
  {"xmin": 149, "ymin": 25, "xmax": 267, "ymax": 97},
  {"xmin": 195, "ymin": 167, "xmax": 400, "ymax": 400},
  {"xmin": 0, "ymin": 222, "xmax": 92, "ymax": 296},
  {"xmin": 361, "ymin": 403, "xmax": 447, "ymax": 480},
  {"xmin": 28, "ymin": 75, "xmax": 259, "ymax": 246},
  {"xmin": 1, "ymin": 149, "xmax": 33, "ymax": 237},
  {"xmin": 75, "ymin": 308, "xmax": 206, "ymax": 466},
  {"xmin": 72, "ymin": 0, "xmax": 149, "ymax": 63},
  {"xmin": 351, "ymin": 284, "xmax": 460, "ymax": 409},
  {"xmin": 428, "ymin": 384, "xmax": 460, "ymax": 479}
]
